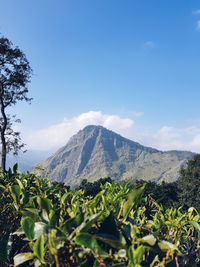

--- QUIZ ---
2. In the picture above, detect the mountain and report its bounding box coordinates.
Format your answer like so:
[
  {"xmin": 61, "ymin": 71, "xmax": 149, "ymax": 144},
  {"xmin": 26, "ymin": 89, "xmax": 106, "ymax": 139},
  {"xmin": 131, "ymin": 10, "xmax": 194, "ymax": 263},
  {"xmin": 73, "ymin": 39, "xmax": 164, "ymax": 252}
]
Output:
[{"xmin": 41, "ymin": 125, "xmax": 194, "ymax": 185}]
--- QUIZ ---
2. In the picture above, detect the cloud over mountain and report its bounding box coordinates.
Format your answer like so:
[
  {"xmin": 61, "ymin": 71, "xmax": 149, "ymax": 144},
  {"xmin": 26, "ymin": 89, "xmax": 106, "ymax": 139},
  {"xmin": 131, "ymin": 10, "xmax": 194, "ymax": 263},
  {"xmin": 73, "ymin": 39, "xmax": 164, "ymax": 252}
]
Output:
[
  {"xmin": 17, "ymin": 111, "xmax": 200, "ymax": 153},
  {"xmin": 25, "ymin": 111, "xmax": 134, "ymax": 150}
]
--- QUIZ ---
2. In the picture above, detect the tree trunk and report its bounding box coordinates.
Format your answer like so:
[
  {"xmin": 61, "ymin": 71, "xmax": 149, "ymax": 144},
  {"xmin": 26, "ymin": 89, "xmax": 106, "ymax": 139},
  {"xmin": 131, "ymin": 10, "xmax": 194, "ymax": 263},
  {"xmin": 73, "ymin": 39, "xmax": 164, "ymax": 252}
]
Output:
[
  {"xmin": 1, "ymin": 132, "xmax": 6, "ymax": 172},
  {"xmin": 0, "ymin": 102, "xmax": 7, "ymax": 172}
]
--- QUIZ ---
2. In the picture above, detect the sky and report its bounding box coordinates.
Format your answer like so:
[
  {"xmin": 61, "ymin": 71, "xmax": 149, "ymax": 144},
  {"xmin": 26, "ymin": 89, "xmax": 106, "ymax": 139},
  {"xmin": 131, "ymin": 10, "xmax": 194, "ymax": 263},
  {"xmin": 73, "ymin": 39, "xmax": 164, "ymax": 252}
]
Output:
[{"xmin": 1, "ymin": 0, "xmax": 200, "ymax": 153}]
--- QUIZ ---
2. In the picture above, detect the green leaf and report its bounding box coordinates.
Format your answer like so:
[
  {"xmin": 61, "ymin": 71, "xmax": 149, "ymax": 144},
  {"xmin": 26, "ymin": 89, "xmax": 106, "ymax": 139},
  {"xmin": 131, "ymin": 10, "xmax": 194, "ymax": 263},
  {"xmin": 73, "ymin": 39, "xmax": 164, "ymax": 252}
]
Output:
[
  {"xmin": 122, "ymin": 184, "xmax": 145, "ymax": 220},
  {"xmin": 189, "ymin": 220, "xmax": 200, "ymax": 232},
  {"xmin": 9, "ymin": 185, "xmax": 21, "ymax": 203},
  {"xmin": 61, "ymin": 191, "xmax": 72, "ymax": 204},
  {"xmin": 49, "ymin": 210, "xmax": 59, "ymax": 227},
  {"xmin": 16, "ymin": 178, "xmax": 25, "ymax": 190},
  {"xmin": 94, "ymin": 233, "xmax": 125, "ymax": 249},
  {"xmin": 63, "ymin": 213, "xmax": 84, "ymax": 234},
  {"xmin": 21, "ymin": 208, "xmax": 39, "ymax": 220},
  {"xmin": 71, "ymin": 213, "xmax": 101, "ymax": 236},
  {"xmin": 14, "ymin": 252, "xmax": 34, "ymax": 266},
  {"xmin": 189, "ymin": 220, "xmax": 200, "ymax": 239},
  {"xmin": 75, "ymin": 233, "xmax": 107, "ymax": 256},
  {"xmin": 158, "ymin": 240, "xmax": 178, "ymax": 251},
  {"xmin": 13, "ymin": 163, "xmax": 19, "ymax": 174},
  {"xmin": 141, "ymin": 235, "xmax": 156, "ymax": 246},
  {"xmin": 37, "ymin": 197, "xmax": 52, "ymax": 213},
  {"xmin": 128, "ymin": 245, "xmax": 145, "ymax": 265},
  {"xmin": 117, "ymin": 249, "xmax": 127, "ymax": 258},
  {"xmin": 21, "ymin": 217, "xmax": 35, "ymax": 240},
  {"xmin": 33, "ymin": 235, "xmax": 45, "ymax": 261},
  {"xmin": 134, "ymin": 246, "xmax": 146, "ymax": 264}
]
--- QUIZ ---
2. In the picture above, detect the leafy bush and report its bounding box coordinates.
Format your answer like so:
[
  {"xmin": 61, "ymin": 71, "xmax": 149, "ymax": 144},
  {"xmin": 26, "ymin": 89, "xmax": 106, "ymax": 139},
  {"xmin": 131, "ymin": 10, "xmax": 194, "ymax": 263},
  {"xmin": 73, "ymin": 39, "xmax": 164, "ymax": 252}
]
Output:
[
  {"xmin": 77, "ymin": 177, "xmax": 113, "ymax": 196},
  {"xmin": 178, "ymin": 154, "xmax": 200, "ymax": 211},
  {"xmin": 0, "ymin": 165, "xmax": 200, "ymax": 266}
]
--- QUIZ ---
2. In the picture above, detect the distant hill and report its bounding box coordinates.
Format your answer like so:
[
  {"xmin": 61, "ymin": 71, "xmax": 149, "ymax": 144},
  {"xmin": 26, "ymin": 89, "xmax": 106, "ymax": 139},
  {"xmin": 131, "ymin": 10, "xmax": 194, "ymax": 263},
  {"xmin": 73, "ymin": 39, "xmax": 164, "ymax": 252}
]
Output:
[
  {"xmin": 7, "ymin": 150, "xmax": 53, "ymax": 172},
  {"xmin": 41, "ymin": 125, "xmax": 194, "ymax": 185}
]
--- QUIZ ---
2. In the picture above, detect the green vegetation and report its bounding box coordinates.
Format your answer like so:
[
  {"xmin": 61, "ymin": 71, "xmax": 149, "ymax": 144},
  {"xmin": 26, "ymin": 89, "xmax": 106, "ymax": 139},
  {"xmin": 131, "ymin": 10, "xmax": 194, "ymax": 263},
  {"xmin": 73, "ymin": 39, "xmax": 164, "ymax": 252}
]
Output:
[
  {"xmin": 178, "ymin": 154, "xmax": 200, "ymax": 211},
  {"xmin": 0, "ymin": 163, "xmax": 200, "ymax": 266},
  {"xmin": 0, "ymin": 35, "xmax": 32, "ymax": 172}
]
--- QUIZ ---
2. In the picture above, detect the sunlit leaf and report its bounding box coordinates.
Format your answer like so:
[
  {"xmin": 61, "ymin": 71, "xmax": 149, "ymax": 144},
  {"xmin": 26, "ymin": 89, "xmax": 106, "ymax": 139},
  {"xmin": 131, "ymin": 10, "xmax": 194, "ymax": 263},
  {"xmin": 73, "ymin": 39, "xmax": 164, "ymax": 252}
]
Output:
[
  {"xmin": 122, "ymin": 184, "xmax": 145, "ymax": 220},
  {"xmin": 9, "ymin": 185, "xmax": 21, "ymax": 203},
  {"xmin": 21, "ymin": 217, "xmax": 35, "ymax": 240},
  {"xmin": 14, "ymin": 252, "xmax": 34, "ymax": 266},
  {"xmin": 33, "ymin": 235, "xmax": 45, "ymax": 261}
]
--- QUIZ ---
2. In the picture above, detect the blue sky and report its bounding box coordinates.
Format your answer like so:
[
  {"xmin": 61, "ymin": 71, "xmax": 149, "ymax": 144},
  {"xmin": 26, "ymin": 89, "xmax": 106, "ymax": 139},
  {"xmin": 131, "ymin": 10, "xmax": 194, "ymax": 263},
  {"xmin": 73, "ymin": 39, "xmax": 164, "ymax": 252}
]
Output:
[{"xmin": 1, "ymin": 0, "xmax": 200, "ymax": 152}]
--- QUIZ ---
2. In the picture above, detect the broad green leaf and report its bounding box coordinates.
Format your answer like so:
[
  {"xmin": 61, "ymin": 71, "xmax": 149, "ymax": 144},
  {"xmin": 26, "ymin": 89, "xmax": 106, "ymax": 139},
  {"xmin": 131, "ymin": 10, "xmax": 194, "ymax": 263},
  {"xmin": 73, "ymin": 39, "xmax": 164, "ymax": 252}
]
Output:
[
  {"xmin": 142, "ymin": 235, "xmax": 156, "ymax": 246},
  {"xmin": 37, "ymin": 197, "xmax": 52, "ymax": 213},
  {"xmin": 14, "ymin": 252, "xmax": 34, "ymax": 266},
  {"xmin": 128, "ymin": 245, "xmax": 145, "ymax": 265},
  {"xmin": 21, "ymin": 217, "xmax": 35, "ymax": 240},
  {"xmin": 134, "ymin": 246, "xmax": 146, "ymax": 264},
  {"xmin": 189, "ymin": 220, "xmax": 200, "ymax": 239},
  {"xmin": 49, "ymin": 210, "xmax": 59, "ymax": 227},
  {"xmin": 9, "ymin": 185, "xmax": 21, "ymax": 203},
  {"xmin": 21, "ymin": 208, "xmax": 39, "ymax": 220},
  {"xmin": 122, "ymin": 184, "xmax": 145, "ymax": 220},
  {"xmin": 117, "ymin": 249, "xmax": 127, "ymax": 258},
  {"xmin": 33, "ymin": 235, "xmax": 45, "ymax": 261},
  {"xmin": 158, "ymin": 240, "xmax": 178, "ymax": 251},
  {"xmin": 75, "ymin": 233, "xmax": 107, "ymax": 256},
  {"xmin": 61, "ymin": 191, "xmax": 72, "ymax": 204},
  {"xmin": 189, "ymin": 220, "xmax": 200, "ymax": 232},
  {"xmin": 41, "ymin": 210, "xmax": 49, "ymax": 222},
  {"xmin": 16, "ymin": 179, "xmax": 25, "ymax": 190}
]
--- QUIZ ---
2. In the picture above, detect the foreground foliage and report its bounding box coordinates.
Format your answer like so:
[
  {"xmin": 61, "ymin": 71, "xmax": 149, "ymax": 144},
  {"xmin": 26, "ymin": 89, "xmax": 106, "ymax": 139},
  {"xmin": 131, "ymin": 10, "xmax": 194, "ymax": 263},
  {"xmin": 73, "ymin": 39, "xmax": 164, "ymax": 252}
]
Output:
[{"xmin": 0, "ymin": 166, "xmax": 200, "ymax": 266}]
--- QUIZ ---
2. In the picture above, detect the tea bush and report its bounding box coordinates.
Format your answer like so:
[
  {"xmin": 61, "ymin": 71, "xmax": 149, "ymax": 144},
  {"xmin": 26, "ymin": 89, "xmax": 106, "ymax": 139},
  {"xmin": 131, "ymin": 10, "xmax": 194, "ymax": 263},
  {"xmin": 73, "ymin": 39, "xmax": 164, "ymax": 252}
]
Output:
[{"xmin": 0, "ymin": 165, "xmax": 200, "ymax": 266}]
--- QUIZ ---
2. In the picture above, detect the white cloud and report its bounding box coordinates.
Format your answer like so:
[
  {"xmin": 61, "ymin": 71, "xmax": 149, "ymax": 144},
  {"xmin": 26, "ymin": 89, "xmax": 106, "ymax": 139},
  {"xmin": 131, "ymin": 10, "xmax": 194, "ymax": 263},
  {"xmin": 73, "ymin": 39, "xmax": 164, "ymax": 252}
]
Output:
[
  {"xmin": 148, "ymin": 126, "xmax": 200, "ymax": 152},
  {"xmin": 191, "ymin": 134, "xmax": 200, "ymax": 148},
  {"xmin": 24, "ymin": 111, "xmax": 135, "ymax": 150},
  {"xmin": 152, "ymin": 126, "xmax": 184, "ymax": 151},
  {"xmin": 143, "ymin": 41, "xmax": 155, "ymax": 48},
  {"xmin": 17, "ymin": 111, "xmax": 200, "ymax": 153}
]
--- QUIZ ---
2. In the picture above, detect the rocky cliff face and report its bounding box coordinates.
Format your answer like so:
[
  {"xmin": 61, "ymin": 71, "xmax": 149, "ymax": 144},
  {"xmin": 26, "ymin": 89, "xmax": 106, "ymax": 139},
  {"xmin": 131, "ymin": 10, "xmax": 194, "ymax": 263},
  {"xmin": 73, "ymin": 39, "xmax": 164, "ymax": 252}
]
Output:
[{"xmin": 41, "ymin": 125, "xmax": 194, "ymax": 185}]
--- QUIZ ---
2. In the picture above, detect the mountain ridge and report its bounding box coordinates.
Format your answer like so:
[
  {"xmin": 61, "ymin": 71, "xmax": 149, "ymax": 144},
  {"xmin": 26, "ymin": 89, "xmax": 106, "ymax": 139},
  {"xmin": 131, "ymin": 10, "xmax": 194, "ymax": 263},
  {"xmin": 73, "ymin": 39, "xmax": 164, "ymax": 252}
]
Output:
[{"xmin": 41, "ymin": 125, "xmax": 194, "ymax": 185}]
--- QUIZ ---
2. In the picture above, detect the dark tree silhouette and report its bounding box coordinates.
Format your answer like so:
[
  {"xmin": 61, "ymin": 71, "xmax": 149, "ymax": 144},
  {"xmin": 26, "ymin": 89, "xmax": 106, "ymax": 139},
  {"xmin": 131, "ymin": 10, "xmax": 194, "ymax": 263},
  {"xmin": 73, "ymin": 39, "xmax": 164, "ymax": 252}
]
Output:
[
  {"xmin": 78, "ymin": 177, "xmax": 113, "ymax": 196},
  {"xmin": 178, "ymin": 154, "xmax": 200, "ymax": 211},
  {"xmin": 0, "ymin": 35, "xmax": 32, "ymax": 171}
]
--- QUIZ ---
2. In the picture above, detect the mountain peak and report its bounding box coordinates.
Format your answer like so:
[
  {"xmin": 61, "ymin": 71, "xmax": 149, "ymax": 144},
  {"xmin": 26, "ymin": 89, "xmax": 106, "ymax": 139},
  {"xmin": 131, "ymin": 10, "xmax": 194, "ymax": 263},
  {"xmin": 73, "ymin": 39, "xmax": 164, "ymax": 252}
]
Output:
[
  {"xmin": 81, "ymin": 125, "xmax": 105, "ymax": 131},
  {"xmin": 41, "ymin": 125, "xmax": 194, "ymax": 185},
  {"xmin": 78, "ymin": 125, "xmax": 116, "ymax": 137}
]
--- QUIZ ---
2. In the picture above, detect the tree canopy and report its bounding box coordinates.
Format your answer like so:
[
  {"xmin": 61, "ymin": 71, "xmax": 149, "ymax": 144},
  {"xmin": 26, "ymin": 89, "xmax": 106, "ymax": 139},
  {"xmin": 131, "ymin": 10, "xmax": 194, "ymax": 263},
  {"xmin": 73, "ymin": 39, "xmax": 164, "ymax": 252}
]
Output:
[
  {"xmin": 0, "ymin": 35, "xmax": 32, "ymax": 171},
  {"xmin": 178, "ymin": 154, "xmax": 200, "ymax": 210}
]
